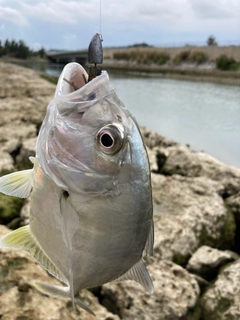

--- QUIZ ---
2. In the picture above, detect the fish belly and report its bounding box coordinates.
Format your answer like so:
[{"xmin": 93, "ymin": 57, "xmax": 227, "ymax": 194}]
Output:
[{"xmin": 30, "ymin": 166, "xmax": 152, "ymax": 292}]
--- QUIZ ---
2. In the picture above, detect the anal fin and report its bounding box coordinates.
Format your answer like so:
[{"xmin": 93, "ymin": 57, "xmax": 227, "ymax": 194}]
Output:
[
  {"xmin": 34, "ymin": 282, "xmax": 95, "ymax": 316},
  {"xmin": 115, "ymin": 259, "xmax": 154, "ymax": 294},
  {"xmin": 0, "ymin": 225, "xmax": 67, "ymax": 284}
]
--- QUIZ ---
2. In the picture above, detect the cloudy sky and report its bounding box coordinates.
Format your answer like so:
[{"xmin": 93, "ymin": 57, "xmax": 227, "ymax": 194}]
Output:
[{"xmin": 0, "ymin": 0, "xmax": 239, "ymax": 50}]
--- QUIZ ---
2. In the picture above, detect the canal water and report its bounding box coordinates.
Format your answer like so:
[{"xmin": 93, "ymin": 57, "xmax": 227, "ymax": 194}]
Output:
[{"xmin": 17, "ymin": 61, "xmax": 240, "ymax": 168}]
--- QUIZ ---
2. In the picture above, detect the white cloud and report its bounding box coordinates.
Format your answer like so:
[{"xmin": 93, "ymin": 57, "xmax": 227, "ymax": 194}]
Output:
[
  {"xmin": 190, "ymin": 0, "xmax": 240, "ymax": 19},
  {"xmin": 0, "ymin": 6, "xmax": 27, "ymax": 25},
  {"xmin": 21, "ymin": 0, "xmax": 99, "ymax": 24},
  {"xmin": 0, "ymin": 0, "xmax": 239, "ymax": 49}
]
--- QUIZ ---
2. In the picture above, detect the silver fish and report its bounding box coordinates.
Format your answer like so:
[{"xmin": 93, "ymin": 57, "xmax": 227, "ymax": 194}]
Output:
[{"xmin": 0, "ymin": 62, "xmax": 154, "ymax": 315}]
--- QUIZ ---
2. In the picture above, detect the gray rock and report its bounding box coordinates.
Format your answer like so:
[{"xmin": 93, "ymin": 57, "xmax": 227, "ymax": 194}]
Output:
[
  {"xmin": 186, "ymin": 246, "xmax": 238, "ymax": 280},
  {"xmin": 101, "ymin": 260, "xmax": 200, "ymax": 320},
  {"xmin": 152, "ymin": 173, "xmax": 235, "ymax": 264},
  {"xmin": 201, "ymin": 259, "xmax": 240, "ymax": 320}
]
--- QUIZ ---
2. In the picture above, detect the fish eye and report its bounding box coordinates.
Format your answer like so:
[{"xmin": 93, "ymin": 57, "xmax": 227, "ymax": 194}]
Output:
[{"xmin": 97, "ymin": 124, "xmax": 124, "ymax": 155}]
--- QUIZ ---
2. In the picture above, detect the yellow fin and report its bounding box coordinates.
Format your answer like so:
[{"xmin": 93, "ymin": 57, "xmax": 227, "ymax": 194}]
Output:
[
  {"xmin": 0, "ymin": 169, "xmax": 33, "ymax": 198},
  {"xmin": 0, "ymin": 225, "xmax": 67, "ymax": 284}
]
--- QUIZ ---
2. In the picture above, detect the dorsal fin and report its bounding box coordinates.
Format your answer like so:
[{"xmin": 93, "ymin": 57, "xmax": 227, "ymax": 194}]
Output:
[
  {"xmin": 115, "ymin": 259, "xmax": 154, "ymax": 294},
  {"xmin": 0, "ymin": 225, "xmax": 67, "ymax": 284}
]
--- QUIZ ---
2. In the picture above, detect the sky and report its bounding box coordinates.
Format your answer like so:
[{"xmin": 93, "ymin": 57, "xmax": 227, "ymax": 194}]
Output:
[{"xmin": 0, "ymin": 0, "xmax": 239, "ymax": 51}]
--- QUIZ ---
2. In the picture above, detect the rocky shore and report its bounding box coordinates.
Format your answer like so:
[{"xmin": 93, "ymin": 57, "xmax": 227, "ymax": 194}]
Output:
[{"xmin": 0, "ymin": 61, "xmax": 240, "ymax": 320}]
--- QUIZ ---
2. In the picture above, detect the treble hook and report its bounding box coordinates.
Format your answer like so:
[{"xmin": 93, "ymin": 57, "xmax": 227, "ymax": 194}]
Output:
[{"xmin": 87, "ymin": 33, "xmax": 103, "ymax": 81}]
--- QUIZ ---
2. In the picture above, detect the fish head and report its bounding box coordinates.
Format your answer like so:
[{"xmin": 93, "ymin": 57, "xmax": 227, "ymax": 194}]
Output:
[{"xmin": 36, "ymin": 63, "xmax": 150, "ymax": 195}]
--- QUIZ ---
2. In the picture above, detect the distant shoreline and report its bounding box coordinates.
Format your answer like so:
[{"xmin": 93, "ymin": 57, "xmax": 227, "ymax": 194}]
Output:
[
  {"xmin": 102, "ymin": 61, "xmax": 240, "ymax": 86},
  {"xmin": 1, "ymin": 56, "xmax": 240, "ymax": 86}
]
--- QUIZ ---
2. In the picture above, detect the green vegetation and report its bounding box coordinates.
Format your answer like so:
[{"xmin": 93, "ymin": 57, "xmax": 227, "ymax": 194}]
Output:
[
  {"xmin": 190, "ymin": 51, "xmax": 207, "ymax": 64},
  {"xmin": 112, "ymin": 48, "xmax": 239, "ymax": 72},
  {"xmin": 216, "ymin": 55, "xmax": 240, "ymax": 71},
  {"xmin": 128, "ymin": 42, "xmax": 152, "ymax": 48},
  {"xmin": 0, "ymin": 39, "xmax": 45, "ymax": 59},
  {"xmin": 173, "ymin": 50, "xmax": 190, "ymax": 64},
  {"xmin": 40, "ymin": 73, "xmax": 58, "ymax": 85},
  {"xmin": 207, "ymin": 35, "xmax": 218, "ymax": 46},
  {"xmin": 173, "ymin": 51, "xmax": 207, "ymax": 65},
  {"xmin": 0, "ymin": 193, "xmax": 24, "ymax": 227},
  {"xmin": 113, "ymin": 50, "xmax": 170, "ymax": 65},
  {"xmin": 113, "ymin": 49, "xmax": 208, "ymax": 66}
]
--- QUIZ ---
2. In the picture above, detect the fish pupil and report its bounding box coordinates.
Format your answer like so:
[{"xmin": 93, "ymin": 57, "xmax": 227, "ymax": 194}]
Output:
[
  {"xmin": 100, "ymin": 133, "xmax": 114, "ymax": 148},
  {"xmin": 62, "ymin": 190, "xmax": 69, "ymax": 198}
]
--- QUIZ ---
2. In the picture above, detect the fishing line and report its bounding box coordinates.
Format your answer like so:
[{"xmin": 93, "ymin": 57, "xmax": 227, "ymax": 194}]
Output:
[{"xmin": 99, "ymin": 0, "xmax": 102, "ymax": 35}]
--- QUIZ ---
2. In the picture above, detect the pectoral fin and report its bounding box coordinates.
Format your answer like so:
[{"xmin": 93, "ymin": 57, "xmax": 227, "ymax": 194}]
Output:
[
  {"xmin": 0, "ymin": 225, "xmax": 67, "ymax": 284},
  {"xmin": 115, "ymin": 259, "xmax": 154, "ymax": 294},
  {"xmin": 0, "ymin": 169, "xmax": 33, "ymax": 198},
  {"xmin": 34, "ymin": 282, "xmax": 95, "ymax": 316}
]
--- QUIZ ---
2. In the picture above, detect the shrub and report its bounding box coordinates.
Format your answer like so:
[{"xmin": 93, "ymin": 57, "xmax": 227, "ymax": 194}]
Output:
[
  {"xmin": 155, "ymin": 52, "xmax": 170, "ymax": 65},
  {"xmin": 216, "ymin": 55, "xmax": 240, "ymax": 71},
  {"xmin": 190, "ymin": 51, "xmax": 207, "ymax": 64},
  {"xmin": 173, "ymin": 51, "xmax": 190, "ymax": 64},
  {"xmin": 113, "ymin": 50, "xmax": 170, "ymax": 65},
  {"xmin": 113, "ymin": 52, "xmax": 131, "ymax": 60}
]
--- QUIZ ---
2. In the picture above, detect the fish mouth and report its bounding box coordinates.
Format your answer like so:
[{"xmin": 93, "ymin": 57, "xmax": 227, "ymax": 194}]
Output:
[{"xmin": 55, "ymin": 63, "xmax": 89, "ymax": 97}]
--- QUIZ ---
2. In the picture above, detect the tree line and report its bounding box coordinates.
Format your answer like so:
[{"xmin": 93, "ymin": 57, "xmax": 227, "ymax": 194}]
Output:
[{"xmin": 0, "ymin": 39, "xmax": 45, "ymax": 59}]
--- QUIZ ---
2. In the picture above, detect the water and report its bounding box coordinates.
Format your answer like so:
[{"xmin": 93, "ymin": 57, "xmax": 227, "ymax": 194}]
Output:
[
  {"xmin": 16, "ymin": 61, "xmax": 240, "ymax": 168},
  {"xmin": 109, "ymin": 74, "xmax": 240, "ymax": 168}
]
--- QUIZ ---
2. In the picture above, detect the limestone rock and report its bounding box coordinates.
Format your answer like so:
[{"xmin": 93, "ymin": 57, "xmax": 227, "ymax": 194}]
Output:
[
  {"xmin": 159, "ymin": 144, "xmax": 240, "ymax": 197},
  {"xmin": 0, "ymin": 151, "xmax": 14, "ymax": 174},
  {"xmin": 140, "ymin": 127, "xmax": 178, "ymax": 149},
  {"xmin": 186, "ymin": 246, "xmax": 238, "ymax": 280},
  {"xmin": 0, "ymin": 62, "xmax": 54, "ymax": 171},
  {"xmin": 20, "ymin": 198, "xmax": 30, "ymax": 226},
  {"xmin": 146, "ymin": 146, "xmax": 159, "ymax": 172},
  {"xmin": 101, "ymin": 260, "xmax": 200, "ymax": 320},
  {"xmin": 15, "ymin": 137, "xmax": 36, "ymax": 170},
  {"xmin": 152, "ymin": 174, "xmax": 235, "ymax": 264},
  {"xmin": 201, "ymin": 259, "xmax": 240, "ymax": 319},
  {"xmin": 226, "ymin": 192, "xmax": 240, "ymax": 216}
]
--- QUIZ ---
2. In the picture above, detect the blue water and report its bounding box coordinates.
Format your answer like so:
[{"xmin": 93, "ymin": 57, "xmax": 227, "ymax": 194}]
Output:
[{"xmin": 20, "ymin": 61, "xmax": 240, "ymax": 168}]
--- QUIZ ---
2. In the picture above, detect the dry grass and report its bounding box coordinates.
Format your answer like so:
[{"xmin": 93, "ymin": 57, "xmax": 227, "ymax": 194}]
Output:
[{"xmin": 104, "ymin": 45, "xmax": 240, "ymax": 62}]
